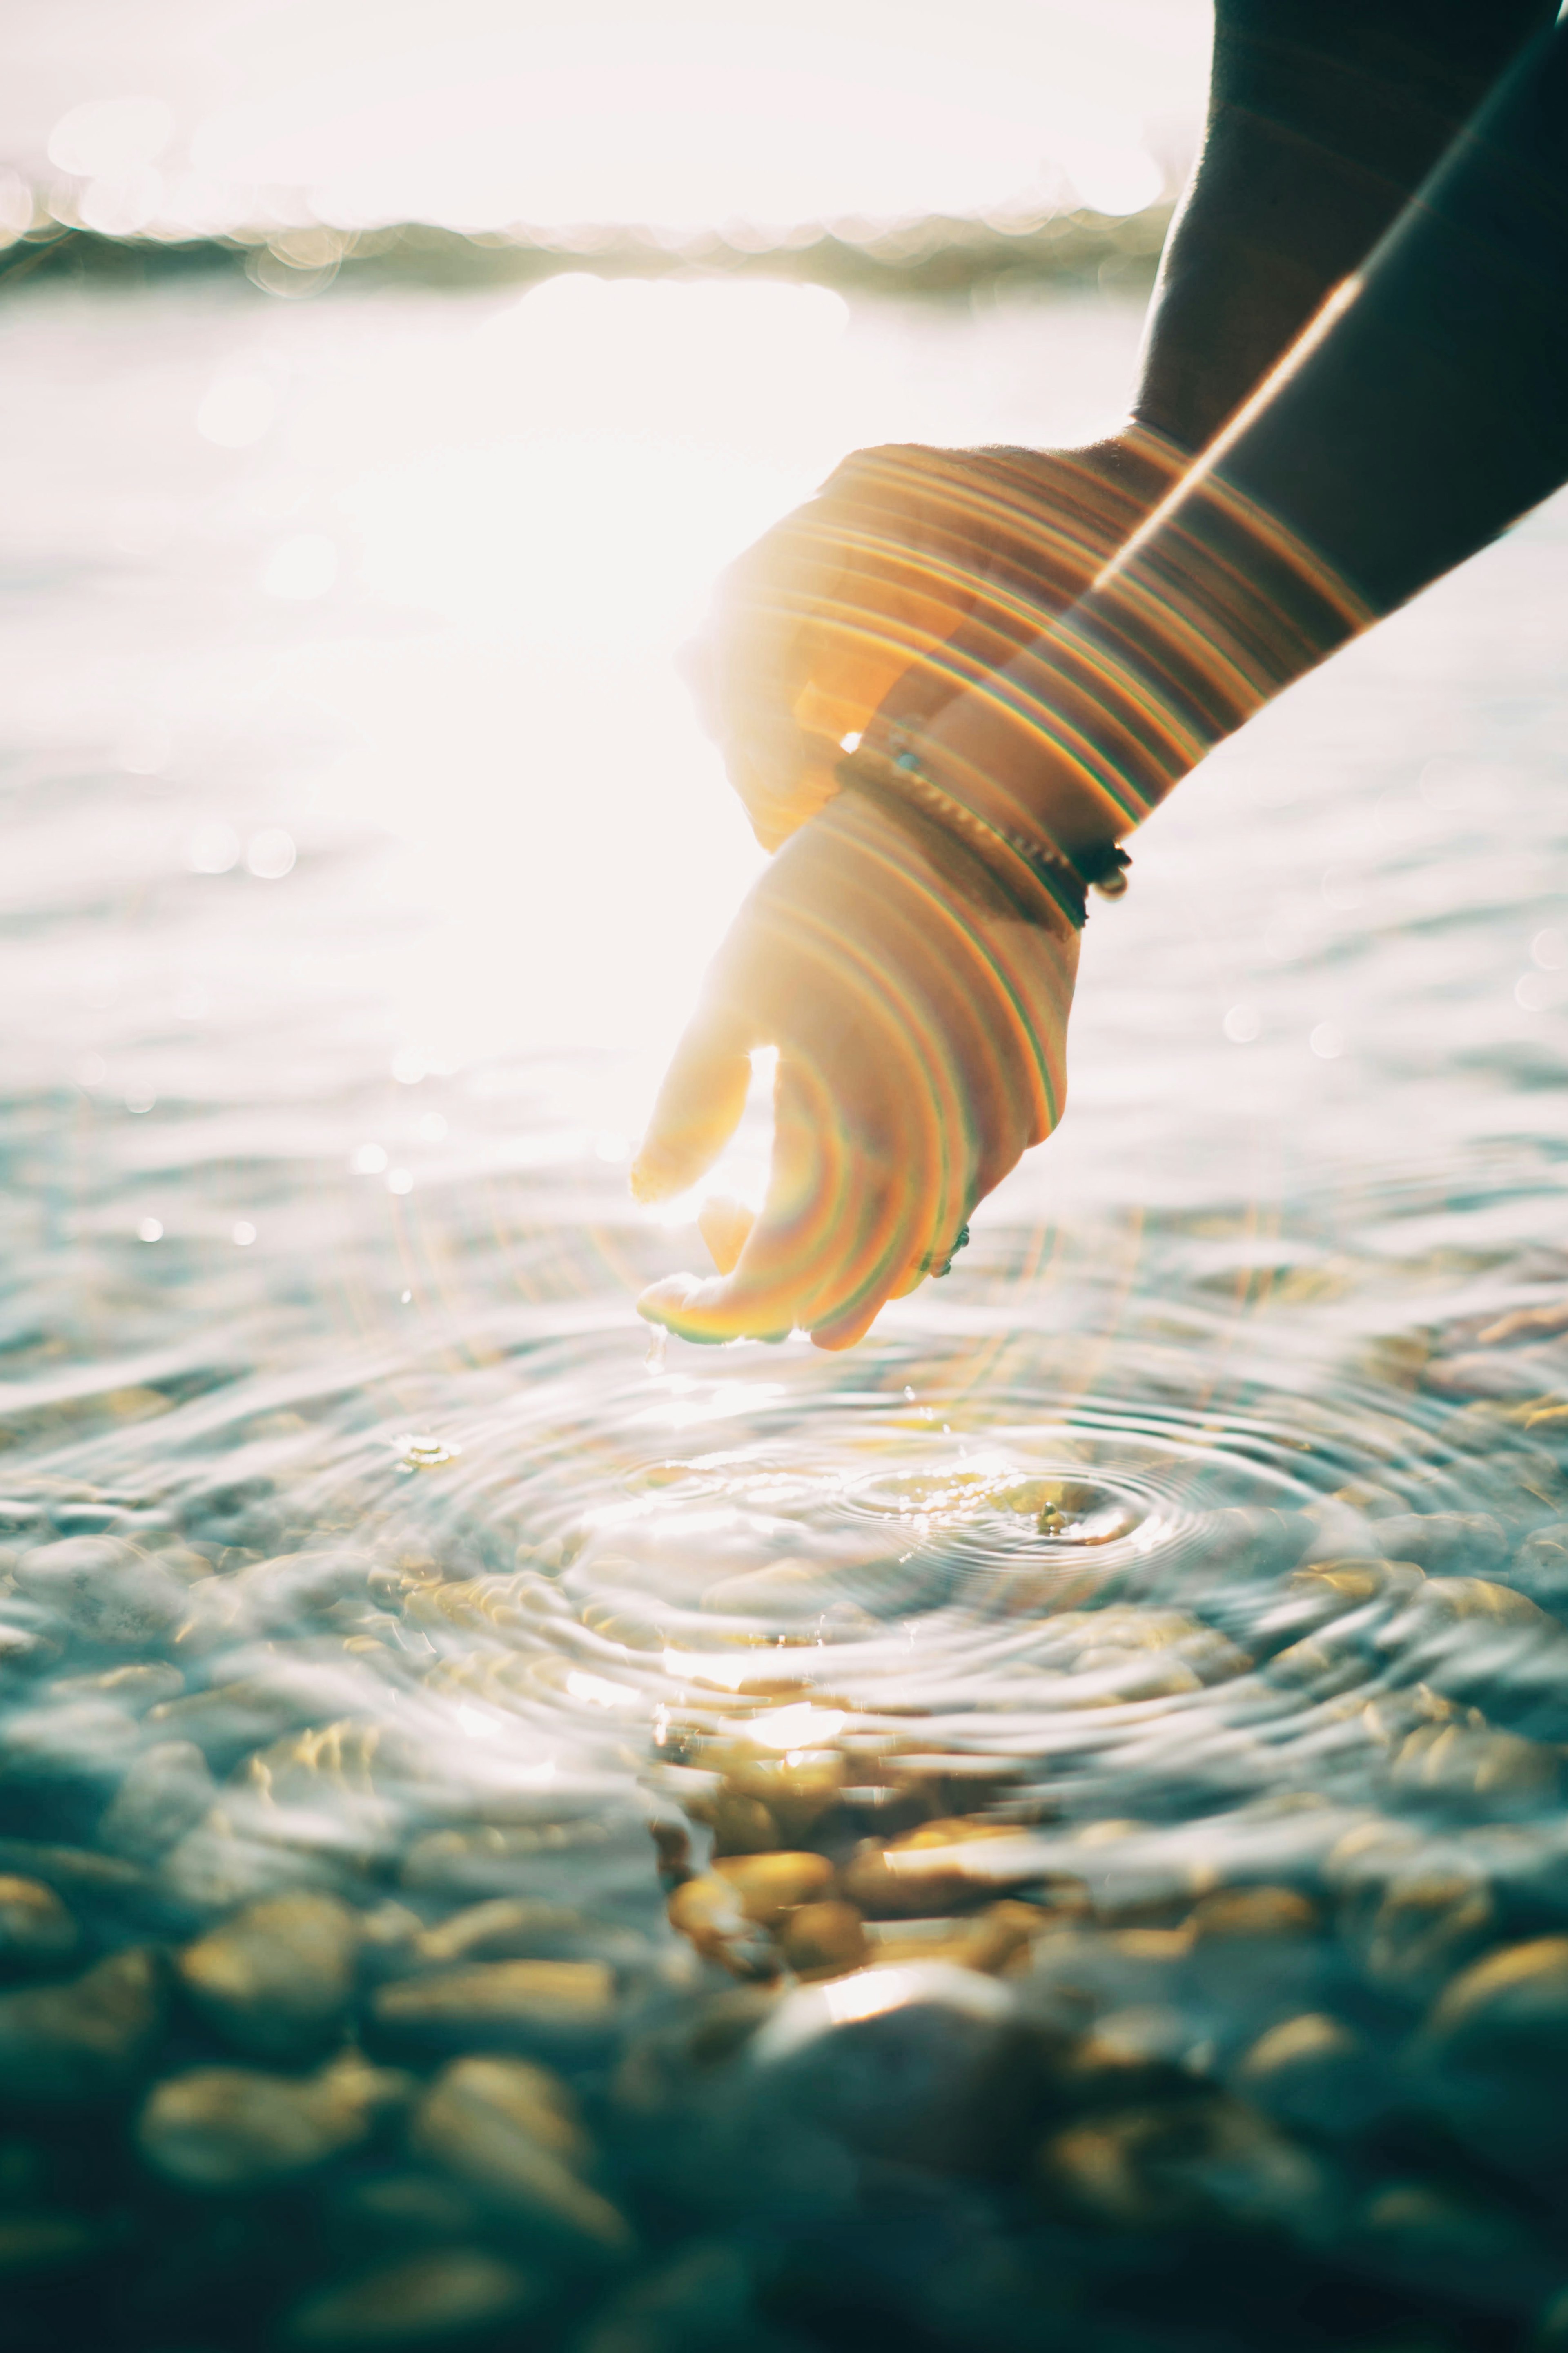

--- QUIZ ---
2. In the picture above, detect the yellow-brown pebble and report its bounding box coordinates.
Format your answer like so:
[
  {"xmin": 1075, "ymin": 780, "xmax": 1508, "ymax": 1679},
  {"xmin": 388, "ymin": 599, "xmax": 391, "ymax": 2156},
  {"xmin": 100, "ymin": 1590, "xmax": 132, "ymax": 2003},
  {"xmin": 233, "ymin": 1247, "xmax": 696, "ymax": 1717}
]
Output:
[
  {"xmin": 843, "ymin": 1818, "xmax": 1035, "ymax": 1918},
  {"xmin": 710, "ymin": 1852, "xmax": 836, "ymax": 1926},
  {"xmin": 665, "ymin": 1876, "xmax": 776, "ymax": 1978},
  {"xmin": 777, "ymin": 1902, "xmax": 869, "ymax": 1980},
  {"xmin": 1187, "ymin": 1887, "xmax": 1320, "ymax": 1939}
]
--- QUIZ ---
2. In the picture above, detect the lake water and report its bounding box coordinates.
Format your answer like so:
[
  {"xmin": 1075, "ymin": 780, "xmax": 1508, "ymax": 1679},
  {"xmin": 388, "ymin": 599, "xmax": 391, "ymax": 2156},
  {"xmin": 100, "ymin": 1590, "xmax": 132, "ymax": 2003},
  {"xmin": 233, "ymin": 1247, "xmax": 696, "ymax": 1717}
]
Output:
[{"xmin": 4, "ymin": 265, "xmax": 1568, "ymax": 2352}]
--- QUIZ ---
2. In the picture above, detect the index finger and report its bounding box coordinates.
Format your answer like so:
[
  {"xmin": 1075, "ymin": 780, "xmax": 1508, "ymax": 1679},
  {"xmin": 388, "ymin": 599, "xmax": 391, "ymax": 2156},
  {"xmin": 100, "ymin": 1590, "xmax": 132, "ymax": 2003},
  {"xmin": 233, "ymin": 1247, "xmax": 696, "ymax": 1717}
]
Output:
[{"xmin": 636, "ymin": 1059, "xmax": 961, "ymax": 1349}]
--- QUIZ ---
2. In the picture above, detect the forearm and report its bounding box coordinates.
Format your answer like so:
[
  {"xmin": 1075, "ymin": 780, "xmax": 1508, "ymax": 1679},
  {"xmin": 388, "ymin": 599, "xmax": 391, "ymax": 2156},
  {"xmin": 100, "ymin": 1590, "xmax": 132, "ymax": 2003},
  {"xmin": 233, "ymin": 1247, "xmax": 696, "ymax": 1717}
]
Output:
[
  {"xmin": 920, "ymin": 20, "xmax": 1568, "ymax": 858},
  {"xmin": 1134, "ymin": 0, "xmax": 1557, "ymax": 453}
]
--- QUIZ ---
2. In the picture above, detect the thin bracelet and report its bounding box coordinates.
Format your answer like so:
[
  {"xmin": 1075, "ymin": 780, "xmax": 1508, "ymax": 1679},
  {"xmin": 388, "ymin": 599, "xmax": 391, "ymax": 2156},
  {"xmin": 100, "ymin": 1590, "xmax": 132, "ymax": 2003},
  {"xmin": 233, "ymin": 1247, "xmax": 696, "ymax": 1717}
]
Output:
[{"xmin": 833, "ymin": 734, "xmax": 1128, "ymax": 933}]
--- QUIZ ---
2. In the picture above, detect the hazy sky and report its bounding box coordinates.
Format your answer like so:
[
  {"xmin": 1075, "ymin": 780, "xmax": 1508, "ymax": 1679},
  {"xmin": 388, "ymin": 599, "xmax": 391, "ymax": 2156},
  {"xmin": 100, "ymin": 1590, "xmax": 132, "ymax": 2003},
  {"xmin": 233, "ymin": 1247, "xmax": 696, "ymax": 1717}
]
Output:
[{"xmin": 0, "ymin": 0, "xmax": 1214, "ymax": 227}]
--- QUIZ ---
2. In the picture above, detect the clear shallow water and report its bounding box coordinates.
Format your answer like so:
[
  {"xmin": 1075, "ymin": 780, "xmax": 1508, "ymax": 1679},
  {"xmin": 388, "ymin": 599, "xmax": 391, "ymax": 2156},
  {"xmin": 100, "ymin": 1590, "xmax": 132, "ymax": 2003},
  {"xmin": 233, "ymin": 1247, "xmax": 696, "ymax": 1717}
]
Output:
[{"xmin": 4, "ymin": 270, "xmax": 1568, "ymax": 2351}]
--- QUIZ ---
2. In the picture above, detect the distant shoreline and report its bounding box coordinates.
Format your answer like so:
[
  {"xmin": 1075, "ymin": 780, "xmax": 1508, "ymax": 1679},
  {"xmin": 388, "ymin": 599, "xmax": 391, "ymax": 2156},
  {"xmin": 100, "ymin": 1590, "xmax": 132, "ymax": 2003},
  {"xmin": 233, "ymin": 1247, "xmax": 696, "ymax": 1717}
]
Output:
[{"xmin": 0, "ymin": 205, "xmax": 1171, "ymax": 301}]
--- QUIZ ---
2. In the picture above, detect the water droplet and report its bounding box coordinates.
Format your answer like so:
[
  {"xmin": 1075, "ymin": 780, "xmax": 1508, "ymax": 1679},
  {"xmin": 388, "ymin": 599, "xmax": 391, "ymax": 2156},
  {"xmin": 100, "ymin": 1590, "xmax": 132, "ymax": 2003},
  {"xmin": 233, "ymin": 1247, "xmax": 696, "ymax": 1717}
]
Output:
[
  {"xmin": 1532, "ymin": 928, "xmax": 1566, "ymax": 971},
  {"xmin": 125, "ymin": 1092, "xmax": 155, "ymax": 1115},
  {"xmin": 76, "ymin": 1054, "xmax": 107, "ymax": 1088},
  {"xmin": 352, "ymin": 1143, "xmax": 388, "ymax": 1175},
  {"xmin": 394, "ymin": 1432, "xmax": 459, "ymax": 1472},
  {"xmin": 391, "ymin": 1049, "xmax": 425, "ymax": 1085},
  {"xmin": 387, "ymin": 1168, "xmax": 413, "ymax": 1195},
  {"xmin": 400, "ymin": 1289, "xmax": 412, "ymax": 1303},
  {"xmin": 137, "ymin": 1217, "xmax": 163, "ymax": 1242},
  {"xmin": 232, "ymin": 1221, "xmax": 256, "ymax": 1246},
  {"xmin": 1309, "ymin": 1022, "xmax": 1344, "ymax": 1059},
  {"xmin": 187, "ymin": 822, "xmax": 241, "ymax": 875},
  {"xmin": 1516, "ymin": 972, "xmax": 1555, "ymax": 1012},
  {"xmin": 246, "ymin": 827, "xmax": 296, "ymax": 880},
  {"xmin": 1223, "ymin": 1004, "xmax": 1261, "ymax": 1044}
]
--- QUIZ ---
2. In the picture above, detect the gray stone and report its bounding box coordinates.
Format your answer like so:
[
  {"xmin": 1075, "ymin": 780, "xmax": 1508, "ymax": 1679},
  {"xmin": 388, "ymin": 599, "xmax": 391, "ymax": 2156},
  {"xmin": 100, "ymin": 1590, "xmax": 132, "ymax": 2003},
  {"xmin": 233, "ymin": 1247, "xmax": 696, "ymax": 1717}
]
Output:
[
  {"xmin": 138, "ymin": 2049, "xmax": 411, "ymax": 2190},
  {"xmin": 13, "ymin": 1538, "xmax": 186, "ymax": 1649},
  {"xmin": 1510, "ymin": 1523, "xmax": 1568, "ymax": 1615},
  {"xmin": 744, "ymin": 1960, "xmax": 1040, "ymax": 2181},
  {"xmin": 177, "ymin": 1891, "xmax": 361, "ymax": 2061},
  {"xmin": 0, "ymin": 1947, "xmax": 165, "ymax": 2104},
  {"xmin": 1370, "ymin": 1513, "xmax": 1509, "ymax": 1578},
  {"xmin": 411, "ymin": 2054, "xmax": 632, "ymax": 2254},
  {"xmin": 281, "ymin": 2248, "xmax": 540, "ymax": 2347},
  {"xmin": 99, "ymin": 1740, "xmax": 218, "ymax": 1862}
]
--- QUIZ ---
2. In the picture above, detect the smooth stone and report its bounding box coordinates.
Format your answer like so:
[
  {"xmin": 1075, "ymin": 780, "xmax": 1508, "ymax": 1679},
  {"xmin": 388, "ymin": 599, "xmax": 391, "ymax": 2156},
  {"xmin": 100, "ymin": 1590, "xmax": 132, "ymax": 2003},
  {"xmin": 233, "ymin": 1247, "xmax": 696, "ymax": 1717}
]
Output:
[
  {"xmin": 412, "ymin": 1899, "xmax": 586, "ymax": 1967},
  {"xmin": 372, "ymin": 1959, "xmax": 617, "ymax": 2051},
  {"xmin": 1390, "ymin": 1720, "xmax": 1559, "ymax": 1805},
  {"xmin": 861, "ymin": 1901, "xmax": 1047, "ymax": 1978},
  {"xmin": 1237, "ymin": 2012, "xmax": 1386, "ymax": 2134},
  {"xmin": 665, "ymin": 1877, "xmax": 778, "ymax": 1981},
  {"xmin": 281, "ymin": 2249, "xmax": 539, "ymax": 2348},
  {"xmin": 1187, "ymin": 1887, "xmax": 1319, "ymax": 1940},
  {"xmin": 710, "ymin": 1853, "xmax": 836, "ymax": 1927},
  {"xmin": 1370, "ymin": 1513, "xmax": 1508, "ymax": 1577},
  {"xmin": 1430, "ymin": 1936, "xmax": 1568, "ymax": 2050},
  {"xmin": 334, "ymin": 2172, "xmax": 486, "ymax": 2244},
  {"xmin": 13, "ymin": 1537, "xmax": 187, "ymax": 1649},
  {"xmin": 1421, "ymin": 1936, "xmax": 1568, "ymax": 2166},
  {"xmin": 842, "ymin": 1819, "xmax": 1041, "ymax": 1918},
  {"xmin": 145, "ymin": 1677, "xmax": 323, "ymax": 1767},
  {"xmin": 178, "ymin": 1892, "xmax": 361, "ymax": 2061},
  {"xmin": 232, "ymin": 1548, "xmax": 376, "ymax": 1631},
  {"xmin": 1040, "ymin": 2094, "xmax": 1322, "ymax": 2233},
  {"xmin": 1345, "ymin": 1862, "xmax": 1496, "ymax": 2001},
  {"xmin": 159, "ymin": 1810, "xmax": 352, "ymax": 1911},
  {"xmin": 0, "ymin": 1947, "xmax": 165, "ymax": 2104},
  {"xmin": 777, "ymin": 1902, "xmax": 869, "ymax": 1981},
  {"xmin": 0, "ymin": 1877, "xmax": 80, "ymax": 1975},
  {"xmin": 53, "ymin": 1661, "xmax": 183, "ymax": 1710},
  {"xmin": 745, "ymin": 1960, "xmax": 1040, "ymax": 2177},
  {"xmin": 99, "ymin": 1740, "xmax": 218, "ymax": 1862},
  {"xmin": 1510, "ymin": 1522, "xmax": 1568, "ymax": 1614},
  {"xmin": 138, "ymin": 2049, "xmax": 410, "ymax": 2190},
  {"xmin": 710, "ymin": 1742, "xmax": 847, "ymax": 1841},
  {"xmin": 685, "ymin": 1786, "xmax": 780, "ymax": 1860},
  {"xmin": 400, "ymin": 1821, "xmax": 617, "ymax": 1899},
  {"xmin": 411, "ymin": 2055, "xmax": 632, "ymax": 2253}
]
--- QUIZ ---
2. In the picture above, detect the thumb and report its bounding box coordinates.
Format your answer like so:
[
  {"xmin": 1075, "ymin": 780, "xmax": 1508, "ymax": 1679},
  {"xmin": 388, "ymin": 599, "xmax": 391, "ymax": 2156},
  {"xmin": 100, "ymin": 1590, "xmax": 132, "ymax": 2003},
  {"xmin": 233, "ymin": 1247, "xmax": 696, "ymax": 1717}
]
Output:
[{"xmin": 630, "ymin": 1013, "xmax": 753, "ymax": 1204}]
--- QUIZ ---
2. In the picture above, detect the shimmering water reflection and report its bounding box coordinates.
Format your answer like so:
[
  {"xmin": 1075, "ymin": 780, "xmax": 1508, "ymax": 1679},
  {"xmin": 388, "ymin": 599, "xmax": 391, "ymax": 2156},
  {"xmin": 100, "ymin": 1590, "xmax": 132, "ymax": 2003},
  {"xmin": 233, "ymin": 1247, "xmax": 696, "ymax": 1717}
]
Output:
[{"xmin": 3, "ymin": 270, "xmax": 1568, "ymax": 2351}]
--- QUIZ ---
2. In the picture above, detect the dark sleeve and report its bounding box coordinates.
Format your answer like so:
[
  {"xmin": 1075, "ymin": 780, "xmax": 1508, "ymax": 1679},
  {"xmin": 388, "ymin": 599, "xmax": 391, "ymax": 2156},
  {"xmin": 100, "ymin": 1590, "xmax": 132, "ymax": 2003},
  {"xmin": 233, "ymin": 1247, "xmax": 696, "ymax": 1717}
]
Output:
[{"xmin": 1135, "ymin": 0, "xmax": 1559, "ymax": 449}]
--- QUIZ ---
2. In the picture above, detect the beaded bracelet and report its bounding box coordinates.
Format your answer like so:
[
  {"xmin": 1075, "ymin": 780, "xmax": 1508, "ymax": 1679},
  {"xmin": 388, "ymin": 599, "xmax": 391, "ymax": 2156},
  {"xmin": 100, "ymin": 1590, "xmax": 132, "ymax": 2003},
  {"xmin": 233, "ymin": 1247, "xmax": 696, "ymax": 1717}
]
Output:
[{"xmin": 833, "ymin": 732, "xmax": 1129, "ymax": 933}]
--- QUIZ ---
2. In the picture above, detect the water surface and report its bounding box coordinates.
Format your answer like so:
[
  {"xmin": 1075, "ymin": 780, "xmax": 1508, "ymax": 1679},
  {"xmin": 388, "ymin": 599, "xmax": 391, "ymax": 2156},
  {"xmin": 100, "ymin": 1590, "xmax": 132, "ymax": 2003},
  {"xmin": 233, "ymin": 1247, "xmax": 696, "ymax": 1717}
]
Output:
[{"xmin": 4, "ymin": 268, "xmax": 1568, "ymax": 2352}]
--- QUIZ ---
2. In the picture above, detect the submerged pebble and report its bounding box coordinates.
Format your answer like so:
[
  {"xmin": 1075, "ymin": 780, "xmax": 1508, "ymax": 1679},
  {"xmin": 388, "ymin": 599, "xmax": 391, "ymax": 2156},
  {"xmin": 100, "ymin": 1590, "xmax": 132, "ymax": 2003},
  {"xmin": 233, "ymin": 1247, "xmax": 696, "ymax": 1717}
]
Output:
[
  {"xmin": 98, "ymin": 1738, "xmax": 218, "ymax": 1861},
  {"xmin": 411, "ymin": 2054, "xmax": 633, "ymax": 2253},
  {"xmin": 281, "ymin": 2248, "xmax": 540, "ymax": 2349},
  {"xmin": 0, "ymin": 1876, "xmax": 79, "ymax": 1975},
  {"xmin": 372, "ymin": 1959, "xmax": 617, "ymax": 2051},
  {"xmin": 13, "ymin": 1538, "xmax": 187, "ymax": 1650},
  {"xmin": 138, "ymin": 2049, "xmax": 410, "ymax": 2189},
  {"xmin": 0, "ymin": 1947, "xmax": 165, "ymax": 2105},
  {"xmin": 177, "ymin": 1891, "xmax": 361, "ymax": 2061}
]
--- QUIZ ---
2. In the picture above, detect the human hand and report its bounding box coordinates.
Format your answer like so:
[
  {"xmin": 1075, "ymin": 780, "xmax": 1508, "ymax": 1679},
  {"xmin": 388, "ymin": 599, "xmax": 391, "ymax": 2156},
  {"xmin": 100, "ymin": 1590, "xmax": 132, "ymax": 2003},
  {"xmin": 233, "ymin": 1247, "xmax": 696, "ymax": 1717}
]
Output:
[
  {"xmin": 630, "ymin": 787, "xmax": 1078, "ymax": 1349},
  {"xmin": 682, "ymin": 432, "xmax": 1178, "ymax": 853}
]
